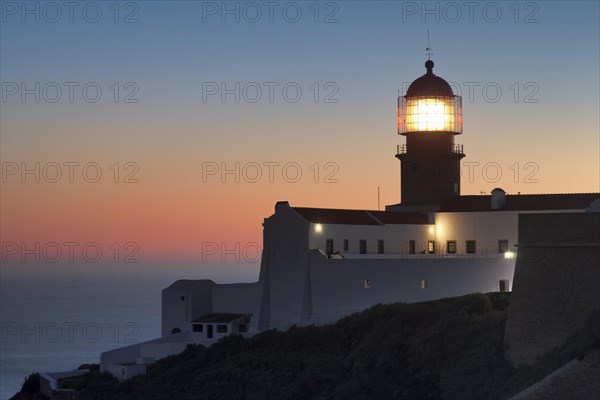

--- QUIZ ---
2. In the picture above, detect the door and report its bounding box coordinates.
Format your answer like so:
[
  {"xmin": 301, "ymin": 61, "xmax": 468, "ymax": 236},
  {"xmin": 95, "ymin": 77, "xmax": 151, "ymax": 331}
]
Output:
[
  {"xmin": 326, "ymin": 239, "xmax": 334, "ymax": 255},
  {"xmin": 207, "ymin": 324, "xmax": 213, "ymax": 339}
]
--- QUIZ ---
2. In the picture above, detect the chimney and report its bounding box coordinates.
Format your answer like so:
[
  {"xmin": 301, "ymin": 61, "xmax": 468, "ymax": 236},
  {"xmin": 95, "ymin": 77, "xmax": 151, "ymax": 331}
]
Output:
[
  {"xmin": 275, "ymin": 201, "xmax": 290, "ymax": 213},
  {"xmin": 491, "ymin": 188, "xmax": 506, "ymax": 210}
]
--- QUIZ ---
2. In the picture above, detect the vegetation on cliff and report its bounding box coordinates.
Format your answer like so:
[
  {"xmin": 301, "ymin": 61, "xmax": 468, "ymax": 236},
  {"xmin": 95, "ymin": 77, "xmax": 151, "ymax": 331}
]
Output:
[{"xmin": 12, "ymin": 292, "xmax": 599, "ymax": 400}]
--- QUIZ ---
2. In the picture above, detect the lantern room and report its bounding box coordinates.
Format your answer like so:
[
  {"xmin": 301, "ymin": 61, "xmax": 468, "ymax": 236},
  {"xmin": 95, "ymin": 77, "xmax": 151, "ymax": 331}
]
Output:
[{"xmin": 398, "ymin": 60, "xmax": 462, "ymax": 135}]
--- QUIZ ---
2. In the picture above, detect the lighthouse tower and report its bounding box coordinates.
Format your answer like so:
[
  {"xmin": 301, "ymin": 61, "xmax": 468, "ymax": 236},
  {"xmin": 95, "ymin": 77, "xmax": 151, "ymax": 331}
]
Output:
[{"xmin": 396, "ymin": 59, "xmax": 464, "ymax": 206}]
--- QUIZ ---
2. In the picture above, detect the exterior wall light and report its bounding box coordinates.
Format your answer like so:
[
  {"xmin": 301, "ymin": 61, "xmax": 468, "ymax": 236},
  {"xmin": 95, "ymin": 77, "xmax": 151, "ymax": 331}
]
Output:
[{"xmin": 504, "ymin": 251, "xmax": 515, "ymax": 259}]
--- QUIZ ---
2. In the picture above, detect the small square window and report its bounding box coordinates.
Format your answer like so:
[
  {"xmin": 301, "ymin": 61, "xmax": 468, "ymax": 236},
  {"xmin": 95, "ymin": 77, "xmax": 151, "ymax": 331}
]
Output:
[
  {"xmin": 408, "ymin": 240, "xmax": 416, "ymax": 254},
  {"xmin": 427, "ymin": 241, "xmax": 435, "ymax": 254},
  {"xmin": 447, "ymin": 241, "xmax": 457, "ymax": 254},
  {"xmin": 363, "ymin": 279, "xmax": 371, "ymax": 289},
  {"xmin": 421, "ymin": 279, "xmax": 428, "ymax": 289},
  {"xmin": 498, "ymin": 240, "xmax": 509, "ymax": 253},
  {"xmin": 499, "ymin": 279, "xmax": 510, "ymax": 292},
  {"xmin": 377, "ymin": 240, "xmax": 384, "ymax": 254},
  {"xmin": 343, "ymin": 239, "xmax": 349, "ymax": 251},
  {"xmin": 466, "ymin": 240, "xmax": 476, "ymax": 254},
  {"xmin": 193, "ymin": 324, "xmax": 203, "ymax": 333},
  {"xmin": 216, "ymin": 324, "xmax": 228, "ymax": 333}
]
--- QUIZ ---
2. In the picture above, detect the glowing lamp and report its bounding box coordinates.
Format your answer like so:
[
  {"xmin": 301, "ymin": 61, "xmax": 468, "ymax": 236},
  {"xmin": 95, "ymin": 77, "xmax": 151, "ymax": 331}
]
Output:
[
  {"xmin": 398, "ymin": 60, "xmax": 462, "ymax": 134},
  {"xmin": 405, "ymin": 97, "xmax": 458, "ymax": 132},
  {"xmin": 315, "ymin": 224, "xmax": 322, "ymax": 233},
  {"xmin": 504, "ymin": 251, "xmax": 515, "ymax": 259}
]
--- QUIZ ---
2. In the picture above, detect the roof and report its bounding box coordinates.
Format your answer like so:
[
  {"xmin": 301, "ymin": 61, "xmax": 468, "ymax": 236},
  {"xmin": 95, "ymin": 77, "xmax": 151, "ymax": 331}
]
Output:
[
  {"xmin": 191, "ymin": 313, "xmax": 250, "ymax": 324},
  {"xmin": 438, "ymin": 193, "xmax": 600, "ymax": 212},
  {"xmin": 293, "ymin": 207, "xmax": 380, "ymax": 225},
  {"xmin": 406, "ymin": 60, "xmax": 454, "ymax": 98},
  {"xmin": 368, "ymin": 210, "xmax": 429, "ymax": 224},
  {"xmin": 163, "ymin": 280, "xmax": 215, "ymax": 291},
  {"xmin": 292, "ymin": 207, "xmax": 428, "ymax": 225}
]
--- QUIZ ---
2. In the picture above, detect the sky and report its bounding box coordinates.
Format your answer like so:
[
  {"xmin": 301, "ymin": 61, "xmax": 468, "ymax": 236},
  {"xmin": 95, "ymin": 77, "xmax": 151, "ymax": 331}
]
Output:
[{"xmin": 1, "ymin": 0, "xmax": 599, "ymax": 261}]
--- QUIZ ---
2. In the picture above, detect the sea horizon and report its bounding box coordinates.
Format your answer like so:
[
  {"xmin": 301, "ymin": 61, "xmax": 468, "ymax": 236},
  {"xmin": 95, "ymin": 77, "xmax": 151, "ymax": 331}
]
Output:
[{"xmin": 0, "ymin": 260, "xmax": 259, "ymax": 399}]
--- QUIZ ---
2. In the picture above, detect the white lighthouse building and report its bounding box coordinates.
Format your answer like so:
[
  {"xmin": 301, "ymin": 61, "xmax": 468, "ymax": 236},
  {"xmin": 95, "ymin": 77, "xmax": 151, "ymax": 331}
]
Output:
[{"xmin": 100, "ymin": 59, "xmax": 600, "ymax": 379}]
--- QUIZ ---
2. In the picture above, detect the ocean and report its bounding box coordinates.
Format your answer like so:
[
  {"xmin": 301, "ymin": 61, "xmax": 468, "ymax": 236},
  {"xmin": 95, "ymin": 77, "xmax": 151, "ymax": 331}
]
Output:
[{"xmin": 0, "ymin": 260, "xmax": 259, "ymax": 399}]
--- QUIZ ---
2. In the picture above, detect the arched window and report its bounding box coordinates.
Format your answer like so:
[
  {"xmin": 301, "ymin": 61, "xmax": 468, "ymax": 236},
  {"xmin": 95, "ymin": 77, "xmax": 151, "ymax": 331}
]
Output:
[{"xmin": 170, "ymin": 327, "xmax": 182, "ymax": 334}]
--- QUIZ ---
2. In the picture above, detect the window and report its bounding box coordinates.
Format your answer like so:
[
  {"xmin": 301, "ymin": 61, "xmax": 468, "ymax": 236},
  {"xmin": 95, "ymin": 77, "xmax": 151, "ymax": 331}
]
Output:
[
  {"xmin": 359, "ymin": 240, "xmax": 367, "ymax": 254},
  {"xmin": 498, "ymin": 240, "xmax": 509, "ymax": 253},
  {"xmin": 238, "ymin": 324, "xmax": 248, "ymax": 333},
  {"xmin": 343, "ymin": 239, "xmax": 349, "ymax": 252},
  {"xmin": 180, "ymin": 296, "xmax": 185, "ymax": 301},
  {"xmin": 363, "ymin": 279, "xmax": 371, "ymax": 289},
  {"xmin": 326, "ymin": 239, "xmax": 334, "ymax": 255},
  {"xmin": 427, "ymin": 240, "xmax": 435, "ymax": 254},
  {"xmin": 499, "ymin": 280, "xmax": 510, "ymax": 292},
  {"xmin": 377, "ymin": 240, "xmax": 384, "ymax": 254},
  {"xmin": 447, "ymin": 240, "xmax": 457, "ymax": 254},
  {"xmin": 216, "ymin": 324, "xmax": 228, "ymax": 333},
  {"xmin": 466, "ymin": 240, "xmax": 476, "ymax": 254},
  {"xmin": 421, "ymin": 279, "xmax": 428, "ymax": 289},
  {"xmin": 192, "ymin": 324, "xmax": 203, "ymax": 333},
  {"xmin": 409, "ymin": 240, "xmax": 416, "ymax": 254},
  {"xmin": 170, "ymin": 327, "xmax": 181, "ymax": 335}
]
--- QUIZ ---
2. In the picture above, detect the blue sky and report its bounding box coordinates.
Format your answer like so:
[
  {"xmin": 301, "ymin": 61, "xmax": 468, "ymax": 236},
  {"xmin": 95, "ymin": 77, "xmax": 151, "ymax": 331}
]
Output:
[{"xmin": 1, "ymin": 1, "xmax": 599, "ymax": 257}]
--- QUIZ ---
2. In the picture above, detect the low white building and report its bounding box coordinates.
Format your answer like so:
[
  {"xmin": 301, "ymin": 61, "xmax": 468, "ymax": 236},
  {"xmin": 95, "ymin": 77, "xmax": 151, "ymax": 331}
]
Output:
[
  {"xmin": 247, "ymin": 193, "xmax": 598, "ymax": 331},
  {"xmin": 100, "ymin": 58, "xmax": 600, "ymax": 378},
  {"xmin": 161, "ymin": 280, "xmax": 257, "ymax": 337}
]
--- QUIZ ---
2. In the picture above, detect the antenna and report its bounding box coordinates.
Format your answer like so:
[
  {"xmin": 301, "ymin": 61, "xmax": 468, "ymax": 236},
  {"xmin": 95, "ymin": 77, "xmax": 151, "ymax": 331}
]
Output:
[
  {"xmin": 426, "ymin": 29, "xmax": 432, "ymax": 60},
  {"xmin": 377, "ymin": 186, "xmax": 381, "ymax": 211}
]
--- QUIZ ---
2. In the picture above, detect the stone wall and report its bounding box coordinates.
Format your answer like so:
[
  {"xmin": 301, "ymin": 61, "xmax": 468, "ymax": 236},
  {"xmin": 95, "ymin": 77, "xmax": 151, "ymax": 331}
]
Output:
[
  {"xmin": 507, "ymin": 350, "xmax": 600, "ymax": 400},
  {"xmin": 504, "ymin": 212, "xmax": 600, "ymax": 366}
]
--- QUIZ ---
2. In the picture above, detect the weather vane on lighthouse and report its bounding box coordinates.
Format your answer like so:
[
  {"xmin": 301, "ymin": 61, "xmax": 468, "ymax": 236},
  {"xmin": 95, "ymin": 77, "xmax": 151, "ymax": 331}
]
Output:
[{"xmin": 426, "ymin": 29, "xmax": 433, "ymax": 60}]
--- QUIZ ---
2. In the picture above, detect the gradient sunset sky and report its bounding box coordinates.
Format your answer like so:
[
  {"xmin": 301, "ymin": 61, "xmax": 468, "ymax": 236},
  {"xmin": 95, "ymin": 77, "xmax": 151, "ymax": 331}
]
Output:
[{"xmin": 1, "ymin": 1, "xmax": 599, "ymax": 260}]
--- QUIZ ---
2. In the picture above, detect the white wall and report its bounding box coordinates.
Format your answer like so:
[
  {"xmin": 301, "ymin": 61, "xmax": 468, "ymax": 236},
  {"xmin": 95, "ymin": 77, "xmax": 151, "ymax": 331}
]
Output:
[
  {"xmin": 140, "ymin": 342, "xmax": 189, "ymax": 360},
  {"xmin": 161, "ymin": 280, "xmax": 213, "ymax": 337},
  {"xmin": 308, "ymin": 250, "xmax": 514, "ymax": 322},
  {"xmin": 107, "ymin": 363, "xmax": 147, "ymax": 382},
  {"xmin": 308, "ymin": 223, "xmax": 434, "ymax": 255},
  {"xmin": 434, "ymin": 209, "xmax": 585, "ymax": 256},
  {"xmin": 101, "ymin": 331, "xmax": 194, "ymax": 371},
  {"xmin": 257, "ymin": 202, "xmax": 311, "ymax": 329}
]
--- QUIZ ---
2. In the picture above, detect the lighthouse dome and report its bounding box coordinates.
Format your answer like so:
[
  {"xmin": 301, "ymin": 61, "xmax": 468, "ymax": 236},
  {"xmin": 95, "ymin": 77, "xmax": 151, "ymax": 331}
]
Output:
[{"xmin": 406, "ymin": 60, "xmax": 454, "ymax": 97}]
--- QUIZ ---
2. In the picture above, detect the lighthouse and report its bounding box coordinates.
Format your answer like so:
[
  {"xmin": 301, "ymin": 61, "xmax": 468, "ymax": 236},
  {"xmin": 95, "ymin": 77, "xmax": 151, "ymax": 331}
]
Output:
[{"xmin": 396, "ymin": 59, "xmax": 464, "ymax": 207}]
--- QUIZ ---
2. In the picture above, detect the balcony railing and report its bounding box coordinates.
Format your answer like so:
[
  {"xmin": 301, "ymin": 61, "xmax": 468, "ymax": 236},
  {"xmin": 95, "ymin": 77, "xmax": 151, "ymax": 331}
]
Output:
[{"xmin": 396, "ymin": 144, "xmax": 464, "ymax": 155}]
